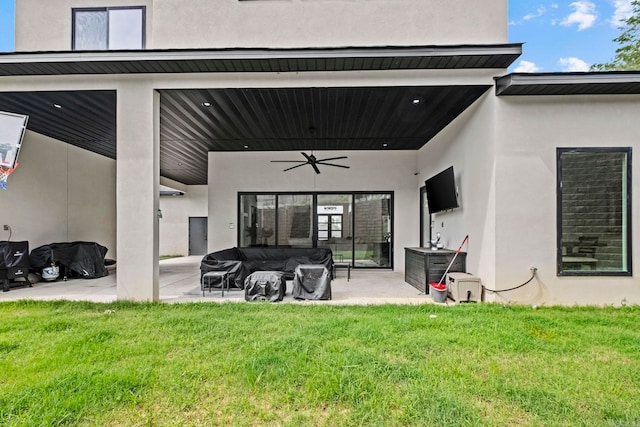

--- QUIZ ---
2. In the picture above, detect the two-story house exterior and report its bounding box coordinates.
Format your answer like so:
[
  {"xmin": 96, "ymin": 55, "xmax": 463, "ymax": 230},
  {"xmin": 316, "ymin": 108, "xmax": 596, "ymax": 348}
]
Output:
[{"xmin": 1, "ymin": 0, "xmax": 639, "ymax": 305}]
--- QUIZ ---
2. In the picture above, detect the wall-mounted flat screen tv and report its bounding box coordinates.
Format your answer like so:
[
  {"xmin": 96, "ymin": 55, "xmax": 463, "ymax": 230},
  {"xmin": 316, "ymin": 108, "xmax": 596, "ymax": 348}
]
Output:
[{"xmin": 425, "ymin": 166, "xmax": 459, "ymax": 214}]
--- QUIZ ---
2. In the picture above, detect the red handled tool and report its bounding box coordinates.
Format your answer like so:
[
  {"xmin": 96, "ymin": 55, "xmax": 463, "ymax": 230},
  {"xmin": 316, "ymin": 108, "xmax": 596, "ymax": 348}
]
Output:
[{"xmin": 435, "ymin": 235, "xmax": 469, "ymax": 287}]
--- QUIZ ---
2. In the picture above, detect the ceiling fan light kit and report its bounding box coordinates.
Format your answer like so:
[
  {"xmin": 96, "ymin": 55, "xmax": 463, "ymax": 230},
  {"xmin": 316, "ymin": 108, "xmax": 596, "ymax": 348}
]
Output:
[{"xmin": 271, "ymin": 152, "xmax": 350, "ymax": 174}]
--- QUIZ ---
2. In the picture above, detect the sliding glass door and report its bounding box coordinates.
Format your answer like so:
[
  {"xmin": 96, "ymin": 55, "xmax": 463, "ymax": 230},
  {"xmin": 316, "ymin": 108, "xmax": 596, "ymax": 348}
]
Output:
[
  {"xmin": 316, "ymin": 194, "xmax": 353, "ymax": 264},
  {"xmin": 277, "ymin": 194, "xmax": 313, "ymax": 247},
  {"xmin": 239, "ymin": 194, "xmax": 276, "ymax": 247},
  {"xmin": 238, "ymin": 192, "xmax": 392, "ymax": 268},
  {"xmin": 354, "ymin": 194, "xmax": 392, "ymax": 267}
]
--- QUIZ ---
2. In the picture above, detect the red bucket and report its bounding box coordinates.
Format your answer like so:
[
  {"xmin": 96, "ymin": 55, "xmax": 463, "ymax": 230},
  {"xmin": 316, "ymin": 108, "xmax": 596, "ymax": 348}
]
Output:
[
  {"xmin": 429, "ymin": 282, "xmax": 446, "ymax": 291},
  {"xmin": 429, "ymin": 282, "xmax": 447, "ymax": 303}
]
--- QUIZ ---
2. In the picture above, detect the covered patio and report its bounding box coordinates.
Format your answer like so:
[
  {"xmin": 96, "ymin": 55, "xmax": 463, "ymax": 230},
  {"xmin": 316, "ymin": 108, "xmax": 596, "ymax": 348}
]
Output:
[
  {"xmin": 0, "ymin": 256, "xmax": 437, "ymax": 305},
  {"xmin": 0, "ymin": 44, "xmax": 521, "ymax": 301}
]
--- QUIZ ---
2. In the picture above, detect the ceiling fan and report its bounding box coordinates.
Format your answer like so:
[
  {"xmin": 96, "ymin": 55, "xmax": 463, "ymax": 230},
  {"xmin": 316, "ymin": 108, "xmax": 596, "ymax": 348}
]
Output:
[{"xmin": 271, "ymin": 152, "xmax": 350, "ymax": 174}]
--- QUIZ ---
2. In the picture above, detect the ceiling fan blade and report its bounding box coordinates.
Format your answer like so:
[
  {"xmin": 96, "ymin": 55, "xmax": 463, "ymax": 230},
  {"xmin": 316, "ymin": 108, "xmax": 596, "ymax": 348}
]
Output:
[
  {"xmin": 311, "ymin": 163, "xmax": 321, "ymax": 174},
  {"xmin": 302, "ymin": 153, "xmax": 320, "ymax": 163},
  {"xmin": 317, "ymin": 162, "xmax": 350, "ymax": 169},
  {"xmin": 283, "ymin": 163, "xmax": 308, "ymax": 172},
  {"xmin": 316, "ymin": 156, "xmax": 348, "ymax": 162},
  {"xmin": 271, "ymin": 160, "xmax": 306, "ymax": 163}
]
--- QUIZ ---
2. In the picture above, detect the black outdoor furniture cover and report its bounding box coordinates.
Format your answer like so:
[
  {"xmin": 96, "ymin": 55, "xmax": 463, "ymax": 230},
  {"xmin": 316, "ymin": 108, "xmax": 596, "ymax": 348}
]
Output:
[
  {"xmin": 0, "ymin": 241, "xmax": 29, "ymax": 269},
  {"xmin": 201, "ymin": 247, "xmax": 333, "ymax": 289},
  {"xmin": 1, "ymin": 241, "xmax": 30, "ymax": 290},
  {"xmin": 200, "ymin": 248, "xmax": 246, "ymax": 289},
  {"xmin": 292, "ymin": 264, "xmax": 332, "ymax": 300},
  {"xmin": 244, "ymin": 271, "xmax": 286, "ymax": 302},
  {"xmin": 29, "ymin": 241, "xmax": 109, "ymax": 279}
]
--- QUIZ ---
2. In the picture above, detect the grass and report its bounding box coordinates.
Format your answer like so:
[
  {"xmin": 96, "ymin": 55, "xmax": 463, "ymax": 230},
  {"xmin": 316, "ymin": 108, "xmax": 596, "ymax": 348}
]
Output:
[
  {"xmin": 159, "ymin": 255, "xmax": 184, "ymax": 261},
  {"xmin": 0, "ymin": 302, "xmax": 639, "ymax": 426}
]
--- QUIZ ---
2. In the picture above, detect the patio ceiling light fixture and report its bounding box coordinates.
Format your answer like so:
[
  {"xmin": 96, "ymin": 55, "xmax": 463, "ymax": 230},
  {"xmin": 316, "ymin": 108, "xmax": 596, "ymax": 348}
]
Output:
[{"xmin": 202, "ymin": 101, "xmax": 212, "ymax": 107}]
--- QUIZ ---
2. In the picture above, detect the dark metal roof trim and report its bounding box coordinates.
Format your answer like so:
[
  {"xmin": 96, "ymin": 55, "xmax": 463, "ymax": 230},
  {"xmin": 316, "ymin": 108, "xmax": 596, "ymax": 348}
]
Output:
[
  {"xmin": 0, "ymin": 44, "xmax": 522, "ymax": 76},
  {"xmin": 495, "ymin": 72, "xmax": 640, "ymax": 96}
]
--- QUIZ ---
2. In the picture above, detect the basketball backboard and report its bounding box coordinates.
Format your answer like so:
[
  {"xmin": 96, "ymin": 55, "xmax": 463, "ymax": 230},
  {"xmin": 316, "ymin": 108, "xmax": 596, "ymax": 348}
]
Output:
[{"xmin": 0, "ymin": 111, "xmax": 29, "ymax": 169}]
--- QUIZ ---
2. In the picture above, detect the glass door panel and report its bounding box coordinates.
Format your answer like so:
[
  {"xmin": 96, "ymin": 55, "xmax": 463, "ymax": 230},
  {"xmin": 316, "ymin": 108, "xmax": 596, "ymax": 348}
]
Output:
[
  {"xmin": 277, "ymin": 194, "xmax": 313, "ymax": 247},
  {"xmin": 331, "ymin": 216, "xmax": 343, "ymax": 238},
  {"xmin": 354, "ymin": 194, "xmax": 392, "ymax": 267},
  {"xmin": 318, "ymin": 215, "xmax": 329, "ymax": 241},
  {"xmin": 317, "ymin": 194, "xmax": 353, "ymax": 264},
  {"xmin": 239, "ymin": 194, "xmax": 276, "ymax": 247}
]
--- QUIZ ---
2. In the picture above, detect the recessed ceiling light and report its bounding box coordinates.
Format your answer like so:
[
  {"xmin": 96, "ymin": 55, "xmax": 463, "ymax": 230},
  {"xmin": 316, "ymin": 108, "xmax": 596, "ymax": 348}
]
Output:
[
  {"xmin": 412, "ymin": 98, "xmax": 421, "ymax": 105},
  {"xmin": 53, "ymin": 103, "xmax": 63, "ymax": 109},
  {"xmin": 382, "ymin": 143, "xmax": 389, "ymax": 148},
  {"xmin": 202, "ymin": 102, "xmax": 212, "ymax": 107},
  {"xmin": 244, "ymin": 145, "xmax": 249, "ymax": 149}
]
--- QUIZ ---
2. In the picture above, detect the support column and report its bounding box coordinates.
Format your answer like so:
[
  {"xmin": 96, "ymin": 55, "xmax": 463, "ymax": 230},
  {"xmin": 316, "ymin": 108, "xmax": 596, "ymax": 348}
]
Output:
[{"xmin": 116, "ymin": 82, "xmax": 160, "ymax": 301}]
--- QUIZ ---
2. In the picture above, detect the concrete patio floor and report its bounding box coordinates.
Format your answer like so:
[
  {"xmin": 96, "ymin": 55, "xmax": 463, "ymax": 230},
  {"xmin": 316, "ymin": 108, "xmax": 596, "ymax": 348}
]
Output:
[{"xmin": 0, "ymin": 256, "xmax": 440, "ymax": 305}]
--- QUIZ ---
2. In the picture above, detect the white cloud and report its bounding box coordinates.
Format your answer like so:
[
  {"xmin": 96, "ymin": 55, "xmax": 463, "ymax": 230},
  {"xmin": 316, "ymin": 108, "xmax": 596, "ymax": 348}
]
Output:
[
  {"xmin": 558, "ymin": 57, "xmax": 591, "ymax": 71},
  {"xmin": 561, "ymin": 1, "xmax": 598, "ymax": 30},
  {"xmin": 610, "ymin": 0, "xmax": 633, "ymax": 27},
  {"xmin": 514, "ymin": 60, "xmax": 541, "ymax": 73},
  {"xmin": 524, "ymin": 7, "xmax": 547, "ymax": 21},
  {"xmin": 510, "ymin": 4, "xmax": 553, "ymax": 25}
]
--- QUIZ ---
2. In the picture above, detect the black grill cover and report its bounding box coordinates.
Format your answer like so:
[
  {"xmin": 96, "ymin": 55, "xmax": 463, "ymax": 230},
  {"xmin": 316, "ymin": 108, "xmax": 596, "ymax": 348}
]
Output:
[
  {"xmin": 0, "ymin": 241, "xmax": 30, "ymax": 268},
  {"xmin": 244, "ymin": 271, "xmax": 286, "ymax": 302},
  {"xmin": 292, "ymin": 264, "xmax": 331, "ymax": 300},
  {"xmin": 30, "ymin": 242, "xmax": 108, "ymax": 279}
]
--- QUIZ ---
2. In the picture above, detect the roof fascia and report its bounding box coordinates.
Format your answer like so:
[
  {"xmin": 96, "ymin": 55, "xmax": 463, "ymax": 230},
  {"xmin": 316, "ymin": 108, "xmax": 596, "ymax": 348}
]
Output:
[
  {"xmin": 495, "ymin": 72, "xmax": 640, "ymax": 96},
  {"xmin": 0, "ymin": 44, "xmax": 522, "ymax": 76}
]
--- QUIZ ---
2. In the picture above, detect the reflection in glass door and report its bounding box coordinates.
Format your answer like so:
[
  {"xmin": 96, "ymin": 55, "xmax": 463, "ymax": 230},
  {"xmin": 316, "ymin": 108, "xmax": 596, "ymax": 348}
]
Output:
[
  {"xmin": 277, "ymin": 194, "xmax": 313, "ymax": 247},
  {"xmin": 316, "ymin": 194, "xmax": 353, "ymax": 264},
  {"xmin": 239, "ymin": 194, "xmax": 276, "ymax": 247},
  {"xmin": 354, "ymin": 194, "xmax": 392, "ymax": 267}
]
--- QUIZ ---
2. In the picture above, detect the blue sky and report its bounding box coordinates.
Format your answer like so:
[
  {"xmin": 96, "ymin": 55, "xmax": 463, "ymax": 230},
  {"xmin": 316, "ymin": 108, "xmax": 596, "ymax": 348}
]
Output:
[
  {"xmin": 0, "ymin": 0, "xmax": 13, "ymax": 53},
  {"xmin": 509, "ymin": 0, "xmax": 632, "ymax": 72},
  {"xmin": 0, "ymin": 0, "xmax": 632, "ymax": 72}
]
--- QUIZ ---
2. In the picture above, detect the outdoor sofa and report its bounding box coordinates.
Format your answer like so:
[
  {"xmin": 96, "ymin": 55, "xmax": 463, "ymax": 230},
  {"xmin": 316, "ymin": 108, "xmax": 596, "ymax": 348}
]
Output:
[{"xmin": 200, "ymin": 246, "xmax": 333, "ymax": 289}]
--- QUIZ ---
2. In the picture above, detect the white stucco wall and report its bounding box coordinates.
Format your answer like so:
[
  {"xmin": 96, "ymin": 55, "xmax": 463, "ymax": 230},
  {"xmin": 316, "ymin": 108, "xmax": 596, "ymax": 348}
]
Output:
[
  {"xmin": 417, "ymin": 93, "xmax": 640, "ymax": 306},
  {"xmin": 0, "ymin": 130, "xmax": 117, "ymax": 257},
  {"xmin": 208, "ymin": 150, "xmax": 419, "ymax": 271},
  {"xmin": 15, "ymin": 0, "xmax": 507, "ymax": 52},
  {"xmin": 494, "ymin": 95, "xmax": 640, "ymax": 306},
  {"xmin": 417, "ymin": 92, "xmax": 497, "ymax": 288},
  {"xmin": 152, "ymin": 0, "xmax": 507, "ymax": 49},
  {"xmin": 159, "ymin": 185, "xmax": 208, "ymax": 256}
]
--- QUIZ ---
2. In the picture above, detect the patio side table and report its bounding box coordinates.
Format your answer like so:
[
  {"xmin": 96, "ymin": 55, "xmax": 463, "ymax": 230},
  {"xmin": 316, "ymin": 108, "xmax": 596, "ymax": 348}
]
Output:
[
  {"xmin": 202, "ymin": 271, "xmax": 230, "ymax": 297},
  {"xmin": 333, "ymin": 262, "xmax": 351, "ymax": 281}
]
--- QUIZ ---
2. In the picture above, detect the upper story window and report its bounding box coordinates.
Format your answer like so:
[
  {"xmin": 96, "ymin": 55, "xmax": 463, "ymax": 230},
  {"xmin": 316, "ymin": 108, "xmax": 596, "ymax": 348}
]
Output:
[{"xmin": 72, "ymin": 7, "xmax": 145, "ymax": 50}]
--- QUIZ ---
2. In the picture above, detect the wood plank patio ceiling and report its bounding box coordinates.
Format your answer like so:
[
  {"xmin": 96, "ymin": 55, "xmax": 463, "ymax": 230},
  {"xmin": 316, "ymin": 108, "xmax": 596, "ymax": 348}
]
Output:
[
  {"xmin": 158, "ymin": 85, "xmax": 490, "ymax": 184},
  {"xmin": 0, "ymin": 85, "xmax": 490, "ymax": 185}
]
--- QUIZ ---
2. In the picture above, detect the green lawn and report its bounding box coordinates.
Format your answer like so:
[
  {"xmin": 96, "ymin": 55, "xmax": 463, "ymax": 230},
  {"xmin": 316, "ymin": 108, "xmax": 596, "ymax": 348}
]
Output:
[
  {"xmin": 1, "ymin": 301, "xmax": 639, "ymax": 426},
  {"xmin": 159, "ymin": 255, "xmax": 184, "ymax": 261}
]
